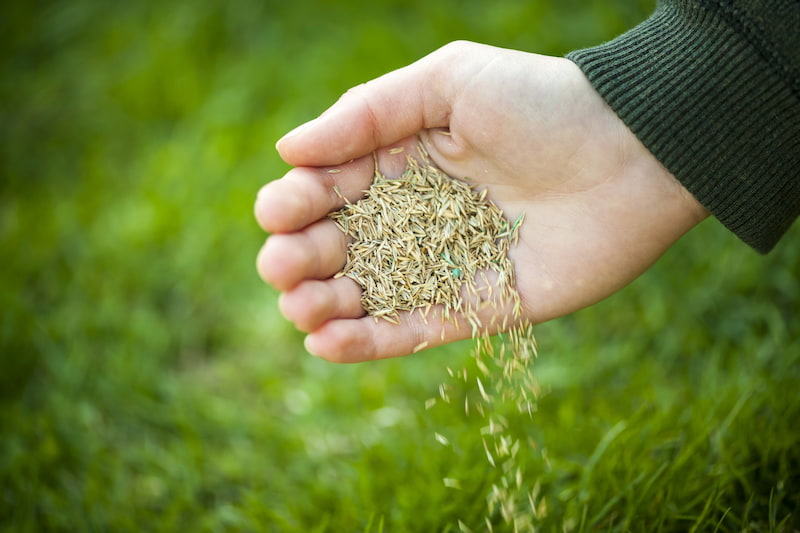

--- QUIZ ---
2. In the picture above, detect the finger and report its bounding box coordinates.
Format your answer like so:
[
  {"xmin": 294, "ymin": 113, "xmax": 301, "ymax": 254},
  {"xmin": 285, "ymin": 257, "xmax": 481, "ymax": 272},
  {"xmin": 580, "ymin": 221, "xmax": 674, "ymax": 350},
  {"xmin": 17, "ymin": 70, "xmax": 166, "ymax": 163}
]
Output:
[
  {"xmin": 278, "ymin": 277, "xmax": 365, "ymax": 332},
  {"xmin": 275, "ymin": 41, "xmax": 495, "ymax": 167},
  {"xmin": 255, "ymin": 139, "xmax": 424, "ymax": 234},
  {"xmin": 255, "ymin": 159, "xmax": 372, "ymax": 234},
  {"xmin": 303, "ymin": 311, "xmax": 463, "ymax": 363},
  {"xmin": 256, "ymin": 219, "xmax": 348, "ymax": 291},
  {"xmin": 304, "ymin": 296, "xmax": 521, "ymax": 363}
]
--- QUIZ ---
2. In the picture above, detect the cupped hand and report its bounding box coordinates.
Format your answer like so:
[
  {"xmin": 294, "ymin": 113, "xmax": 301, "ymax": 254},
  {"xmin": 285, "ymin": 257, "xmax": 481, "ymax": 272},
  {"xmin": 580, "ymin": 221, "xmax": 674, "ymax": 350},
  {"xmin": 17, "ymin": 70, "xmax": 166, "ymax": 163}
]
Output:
[{"xmin": 255, "ymin": 41, "xmax": 708, "ymax": 362}]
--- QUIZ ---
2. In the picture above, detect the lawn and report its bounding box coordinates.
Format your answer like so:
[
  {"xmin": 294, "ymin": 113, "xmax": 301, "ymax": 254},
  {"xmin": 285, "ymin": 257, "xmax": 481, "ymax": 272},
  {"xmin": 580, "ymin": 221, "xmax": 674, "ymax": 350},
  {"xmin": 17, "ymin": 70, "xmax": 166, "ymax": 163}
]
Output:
[{"xmin": 1, "ymin": 0, "xmax": 798, "ymax": 531}]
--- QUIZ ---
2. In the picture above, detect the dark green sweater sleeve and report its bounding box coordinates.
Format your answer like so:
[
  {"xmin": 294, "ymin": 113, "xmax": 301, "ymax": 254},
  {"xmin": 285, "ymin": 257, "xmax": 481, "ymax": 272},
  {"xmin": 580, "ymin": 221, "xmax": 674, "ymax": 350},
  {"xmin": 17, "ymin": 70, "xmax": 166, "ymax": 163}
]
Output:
[{"xmin": 567, "ymin": 0, "xmax": 800, "ymax": 253}]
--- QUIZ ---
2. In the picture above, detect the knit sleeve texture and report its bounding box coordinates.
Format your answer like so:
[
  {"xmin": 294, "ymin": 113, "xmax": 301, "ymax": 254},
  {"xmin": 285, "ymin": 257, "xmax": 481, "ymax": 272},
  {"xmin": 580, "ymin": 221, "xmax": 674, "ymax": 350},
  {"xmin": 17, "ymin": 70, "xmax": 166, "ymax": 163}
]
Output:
[{"xmin": 567, "ymin": 0, "xmax": 800, "ymax": 253}]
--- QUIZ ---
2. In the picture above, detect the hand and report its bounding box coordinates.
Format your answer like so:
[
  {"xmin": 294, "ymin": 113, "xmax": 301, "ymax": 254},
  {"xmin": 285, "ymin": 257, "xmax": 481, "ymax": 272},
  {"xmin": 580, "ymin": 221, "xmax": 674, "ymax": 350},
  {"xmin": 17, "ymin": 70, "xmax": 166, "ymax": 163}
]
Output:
[{"xmin": 255, "ymin": 41, "xmax": 708, "ymax": 362}]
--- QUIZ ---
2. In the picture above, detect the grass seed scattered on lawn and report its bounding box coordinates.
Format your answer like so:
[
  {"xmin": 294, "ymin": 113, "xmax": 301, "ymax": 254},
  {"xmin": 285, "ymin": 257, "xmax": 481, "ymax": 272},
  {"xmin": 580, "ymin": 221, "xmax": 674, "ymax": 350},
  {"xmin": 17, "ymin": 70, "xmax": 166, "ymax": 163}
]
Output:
[{"xmin": 329, "ymin": 142, "xmax": 540, "ymax": 529}]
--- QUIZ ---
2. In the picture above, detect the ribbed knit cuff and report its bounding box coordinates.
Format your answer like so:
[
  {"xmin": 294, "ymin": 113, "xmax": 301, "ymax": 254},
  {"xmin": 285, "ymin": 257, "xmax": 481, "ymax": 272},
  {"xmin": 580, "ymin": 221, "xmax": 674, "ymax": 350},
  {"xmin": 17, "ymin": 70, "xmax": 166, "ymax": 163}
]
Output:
[{"xmin": 567, "ymin": 0, "xmax": 800, "ymax": 253}]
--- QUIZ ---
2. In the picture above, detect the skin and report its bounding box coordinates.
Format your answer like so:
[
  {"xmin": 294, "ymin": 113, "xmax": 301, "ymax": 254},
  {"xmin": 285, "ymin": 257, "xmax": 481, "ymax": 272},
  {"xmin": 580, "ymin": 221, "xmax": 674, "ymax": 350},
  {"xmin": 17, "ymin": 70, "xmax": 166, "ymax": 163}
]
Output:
[{"xmin": 254, "ymin": 41, "xmax": 709, "ymax": 363}]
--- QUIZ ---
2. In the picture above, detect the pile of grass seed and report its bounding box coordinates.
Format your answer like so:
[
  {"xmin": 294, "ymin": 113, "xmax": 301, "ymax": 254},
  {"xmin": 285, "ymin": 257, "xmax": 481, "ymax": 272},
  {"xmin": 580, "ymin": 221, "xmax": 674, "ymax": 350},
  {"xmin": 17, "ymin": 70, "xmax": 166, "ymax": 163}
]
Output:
[
  {"xmin": 330, "ymin": 144, "xmax": 523, "ymax": 332},
  {"xmin": 329, "ymin": 143, "xmax": 541, "ymax": 529}
]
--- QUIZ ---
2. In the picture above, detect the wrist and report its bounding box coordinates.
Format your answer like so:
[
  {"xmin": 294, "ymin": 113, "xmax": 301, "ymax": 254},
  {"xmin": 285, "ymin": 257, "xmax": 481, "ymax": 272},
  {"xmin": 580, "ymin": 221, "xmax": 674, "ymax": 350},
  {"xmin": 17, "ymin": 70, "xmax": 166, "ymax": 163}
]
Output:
[{"xmin": 568, "ymin": 1, "xmax": 800, "ymax": 253}]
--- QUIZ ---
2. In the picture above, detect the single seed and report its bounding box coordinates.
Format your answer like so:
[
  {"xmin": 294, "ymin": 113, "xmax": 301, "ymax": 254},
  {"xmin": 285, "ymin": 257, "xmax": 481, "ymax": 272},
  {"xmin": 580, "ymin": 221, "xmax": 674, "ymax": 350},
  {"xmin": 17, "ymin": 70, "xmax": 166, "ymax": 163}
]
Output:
[
  {"xmin": 412, "ymin": 341, "xmax": 429, "ymax": 353},
  {"xmin": 443, "ymin": 478, "xmax": 462, "ymax": 490}
]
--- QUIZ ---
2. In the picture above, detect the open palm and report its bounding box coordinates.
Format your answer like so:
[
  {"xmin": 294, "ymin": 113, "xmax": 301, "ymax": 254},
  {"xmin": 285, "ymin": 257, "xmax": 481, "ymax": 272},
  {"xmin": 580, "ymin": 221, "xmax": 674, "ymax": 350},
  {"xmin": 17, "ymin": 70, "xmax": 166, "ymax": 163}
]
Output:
[{"xmin": 255, "ymin": 41, "xmax": 707, "ymax": 362}]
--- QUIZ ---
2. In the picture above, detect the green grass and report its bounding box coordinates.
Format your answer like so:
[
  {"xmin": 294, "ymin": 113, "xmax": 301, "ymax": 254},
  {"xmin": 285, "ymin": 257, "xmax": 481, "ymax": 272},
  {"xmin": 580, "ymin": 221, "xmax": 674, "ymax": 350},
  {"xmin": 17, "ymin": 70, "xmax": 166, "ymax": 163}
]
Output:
[{"xmin": 1, "ymin": 0, "xmax": 799, "ymax": 531}]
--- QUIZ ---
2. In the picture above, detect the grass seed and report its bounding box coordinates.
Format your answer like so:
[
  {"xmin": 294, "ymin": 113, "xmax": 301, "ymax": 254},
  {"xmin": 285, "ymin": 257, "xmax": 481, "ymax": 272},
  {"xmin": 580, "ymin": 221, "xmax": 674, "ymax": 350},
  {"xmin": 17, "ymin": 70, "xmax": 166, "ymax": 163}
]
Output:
[{"xmin": 329, "ymin": 141, "xmax": 539, "ymax": 529}]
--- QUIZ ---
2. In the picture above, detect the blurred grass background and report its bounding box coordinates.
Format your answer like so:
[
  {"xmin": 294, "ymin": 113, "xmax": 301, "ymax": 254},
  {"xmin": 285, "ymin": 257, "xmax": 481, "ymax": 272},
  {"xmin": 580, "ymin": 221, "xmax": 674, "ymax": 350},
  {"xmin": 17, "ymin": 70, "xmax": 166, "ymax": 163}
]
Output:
[{"xmin": 1, "ymin": 0, "xmax": 798, "ymax": 531}]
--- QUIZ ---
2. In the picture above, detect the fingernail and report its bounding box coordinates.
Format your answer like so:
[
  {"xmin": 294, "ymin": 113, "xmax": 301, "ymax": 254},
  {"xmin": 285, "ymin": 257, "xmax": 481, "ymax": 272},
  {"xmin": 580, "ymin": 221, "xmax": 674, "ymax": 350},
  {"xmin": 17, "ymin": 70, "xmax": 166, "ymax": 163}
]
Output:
[
  {"xmin": 304, "ymin": 335, "xmax": 320, "ymax": 357},
  {"xmin": 276, "ymin": 117, "xmax": 320, "ymax": 150}
]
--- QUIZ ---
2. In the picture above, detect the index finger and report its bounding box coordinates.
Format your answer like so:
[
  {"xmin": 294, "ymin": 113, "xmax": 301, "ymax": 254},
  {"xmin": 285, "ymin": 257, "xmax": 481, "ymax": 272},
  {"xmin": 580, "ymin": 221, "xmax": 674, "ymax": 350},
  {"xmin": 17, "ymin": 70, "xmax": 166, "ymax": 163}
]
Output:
[
  {"xmin": 255, "ymin": 137, "xmax": 424, "ymax": 234},
  {"xmin": 254, "ymin": 158, "xmax": 372, "ymax": 234},
  {"xmin": 274, "ymin": 41, "xmax": 495, "ymax": 167}
]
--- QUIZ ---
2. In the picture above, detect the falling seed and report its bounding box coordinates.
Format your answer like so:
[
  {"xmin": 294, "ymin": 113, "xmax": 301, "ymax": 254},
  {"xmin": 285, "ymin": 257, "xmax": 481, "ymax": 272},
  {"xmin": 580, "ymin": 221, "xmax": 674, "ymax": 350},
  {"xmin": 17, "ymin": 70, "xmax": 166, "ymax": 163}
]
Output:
[
  {"xmin": 439, "ymin": 383, "xmax": 450, "ymax": 403},
  {"xmin": 484, "ymin": 439, "xmax": 496, "ymax": 467},
  {"xmin": 443, "ymin": 478, "xmax": 462, "ymax": 490},
  {"xmin": 477, "ymin": 377, "xmax": 489, "ymax": 402},
  {"xmin": 327, "ymin": 140, "xmax": 538, "ymax": 529}
]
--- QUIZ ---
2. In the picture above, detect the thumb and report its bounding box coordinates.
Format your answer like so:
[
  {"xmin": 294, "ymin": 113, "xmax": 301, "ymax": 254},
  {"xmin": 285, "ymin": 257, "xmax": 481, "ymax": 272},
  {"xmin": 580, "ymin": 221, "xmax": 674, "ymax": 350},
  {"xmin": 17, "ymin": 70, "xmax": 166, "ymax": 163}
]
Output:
[{"xmin": 275, "ymin": 42, "xmax": 475, "ymax": 167}]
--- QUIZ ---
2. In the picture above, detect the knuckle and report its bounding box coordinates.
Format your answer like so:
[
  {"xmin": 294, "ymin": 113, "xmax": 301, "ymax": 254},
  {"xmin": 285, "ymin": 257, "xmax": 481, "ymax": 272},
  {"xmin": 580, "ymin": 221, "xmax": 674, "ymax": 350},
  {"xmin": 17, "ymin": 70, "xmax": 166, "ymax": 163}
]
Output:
[{"xmin": 439, "ymin": 40, "xmax": 476, "ymax": 58}]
